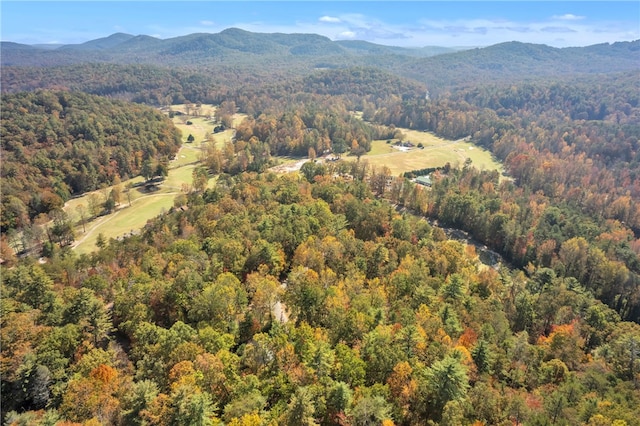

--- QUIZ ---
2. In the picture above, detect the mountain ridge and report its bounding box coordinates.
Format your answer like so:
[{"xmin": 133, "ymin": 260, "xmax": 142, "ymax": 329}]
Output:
[
  {"xmin": 58, "ymin": 32, "xmax": 136, "ymax": 51},
  {"xmin": 1, "ymin": 30, "xmax": 638, "ymax": 89}
]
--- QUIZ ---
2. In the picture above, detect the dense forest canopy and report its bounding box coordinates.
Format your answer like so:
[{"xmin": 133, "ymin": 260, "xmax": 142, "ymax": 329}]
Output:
[
  {"xmin": 363, "ymin": 71, "xmax": 640, "ymax": 321},
  {"xmin": 1, "ymin": 30, "xmax": 640, "ymax": 425},
  {"xmin": 0, "ymin": 64, "xmax": 222, "ymax": 106},
  {"xmin": 1, "ymin": 90, "xmax": 182, "ymax": 232},
  {"xmin": 3, "ymin": 172, "xmax": 640, "ymax": 425},
  {"xmin": 393, "ymin": 40, "xmax": 640, "ymax": 91}
]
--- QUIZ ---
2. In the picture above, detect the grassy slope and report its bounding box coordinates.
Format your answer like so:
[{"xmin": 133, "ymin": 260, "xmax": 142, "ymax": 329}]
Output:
[
  {"xmin": 69, "ymin": 105, "xmax": 242, "ymax": 254},
  {"xmin": 360, "ymin": 127, "xmax": 503, "ymax": 177},
  {"xmin": 72, "ymin": 195, "xmax": 176, "ymax": 255}
]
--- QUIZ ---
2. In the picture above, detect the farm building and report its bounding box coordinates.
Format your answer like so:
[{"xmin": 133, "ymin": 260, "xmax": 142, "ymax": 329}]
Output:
[{"xmin": 415, "ymin": 175, "xmax": 432, "ymax": 187}]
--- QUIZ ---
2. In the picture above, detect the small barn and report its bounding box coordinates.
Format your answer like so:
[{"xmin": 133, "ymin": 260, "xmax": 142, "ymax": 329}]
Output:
[{"xmin": 415, "ymin": 175, "xmax": 432, "ymax": 187}]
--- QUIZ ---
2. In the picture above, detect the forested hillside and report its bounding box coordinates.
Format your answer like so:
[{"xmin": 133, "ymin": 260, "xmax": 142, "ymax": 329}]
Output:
[
  {"xmin": 1, "ymin": 90, "xmax": 182, "ymax": 232},
  {"xmin": 366, "ymin": 71, "xmax": 640, "ymax": 322},
  {"xmin": 2, "ymin": 32, "xmax": 638, "ymax": 92},
  {"xmin": 0, "ymin": 64, "xmax": 221, "ymax": 105},
  {"xmin": 395, "ymin": 40, "xmax": 640, "ymax": 91},
  {"xmin": 1, "ymin": 29, "xmax": 640, "ymax": 426},
  {"xmin": 200, "ymin": 69, "xmax": 640, "ymax": 321},
  {"xmin": 3, "ymin": 172, "xmax": 640, "ymax": 425}
]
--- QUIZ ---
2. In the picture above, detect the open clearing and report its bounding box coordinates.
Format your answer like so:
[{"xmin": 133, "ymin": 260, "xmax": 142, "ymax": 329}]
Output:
[
  {"xmin": 267, "ymin": 122, "xmax": 504, "ymax": 177},
  {"xmin": 171, "ymin": 111, "xmax": 246, "ymax": 165},
  {"xmin": 358, "ymin": 128, "xmax": 503, "ymax": 177},
  {"xmin": 73, "ymin": 194, "xmax": 177, "ymax": 255},
  {"xmin": 270, "ymin": 157, "xmax": 309, "ymax": 173},
  {"xmin": 342, "ymin": 113, "xmax": 504, "ymax": 176},
  {"xmin": 68, "ymin": 105, "xmax": 240, "ymax": 254},
  {"xmin": 67, "ymin": 106, "xmax": 500, "ymax": 254}
]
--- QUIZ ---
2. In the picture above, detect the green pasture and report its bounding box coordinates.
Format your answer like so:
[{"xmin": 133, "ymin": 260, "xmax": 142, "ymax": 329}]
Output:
[
  {"xmin": 346, "ymin": 115, "xmax": 504, "ymax": 176},
  {"xmin": 173, "ymin": 116, "xmax": 214, "ymax": 144},
  {"xmin": 73, "ymin": 193, "xmax": 177, "ymax": 255},
  {"xmin": 370, "ymin": 130, "xmax": 454, "ymax": 154},
  {"xmin": 361, "ymin": 138, "xmax": 503, "ymax": 177},
  {"xmin": 352, "ymin": 125, "xmax": 503, "ymax": 177},
  {"xmin": 66, "ymin": 104, "xmax": 236, "ymax": 254}
]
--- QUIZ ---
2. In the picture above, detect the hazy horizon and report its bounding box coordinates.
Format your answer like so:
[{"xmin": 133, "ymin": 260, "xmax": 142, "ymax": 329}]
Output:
[{"xmin": 2, "ymin": 1, "xmax": 639, "ymax": 49}]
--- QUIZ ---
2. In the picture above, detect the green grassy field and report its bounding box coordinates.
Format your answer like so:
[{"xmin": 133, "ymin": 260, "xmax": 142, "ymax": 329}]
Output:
[
  {"xmin": 64, "ymin": 176, "xmax": 147, "ymax": 214},
  {"xmin": 172, "ymin": 144, "xmax": 201, "ymax": 167},
  {"xmin": 359, "ymin": 128, "xmax": 503, "ymax": 177},
  {"xmin": 173, "ymin": 114, "xmax": 241, "ymax": 145},
  {"xmin": 73, "ymin": 194, "xmax": 177, "ymax": 255},
  {"xmin": 175, "ymin": 117, "xmax": 212, "ymax": 144},
  {"xmin": 165, "ymin": 164, "xmax": 196, "ymax": 189},
  {"xmin": 68, "ymin": 104, "xmax": 237, "ymax": 254}
]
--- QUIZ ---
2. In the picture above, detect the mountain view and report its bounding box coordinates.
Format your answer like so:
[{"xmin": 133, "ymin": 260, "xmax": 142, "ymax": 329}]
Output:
[{"xmin": 2, "ymin": 4, "xmax": 640, "ymax": 424}]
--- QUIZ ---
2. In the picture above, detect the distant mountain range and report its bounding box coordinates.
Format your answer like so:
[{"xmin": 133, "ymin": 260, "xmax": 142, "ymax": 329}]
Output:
[
  {"xmin": 3, "ymin": 29, "xmax": 465, "ymax": 58},
  {"xmin": 2, "ymin": 28, "xmax": 638, "ymax": 89},
  {"xmin": 0, "ymin": 28, "xmax": 464, "ymax": 67}
]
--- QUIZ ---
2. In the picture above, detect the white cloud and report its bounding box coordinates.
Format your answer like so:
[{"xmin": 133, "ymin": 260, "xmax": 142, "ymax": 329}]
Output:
[
  {"xmin": 143, "ymin": 11, "xmax": 639, "ymax": 49},
  {"xmin": 337, "ymin": 31, "xmax": 356, "ymax": 39},
  {"xmin": 200, "ymin": 20, "xmax": 215, "ymax": 26},
  {"xmin": 551, "ymin": 14, "xmax": 585, "ymax": 21},
  {"xmin": 319, "ymin": 16, "xmax": 341, "ymax": 24}
]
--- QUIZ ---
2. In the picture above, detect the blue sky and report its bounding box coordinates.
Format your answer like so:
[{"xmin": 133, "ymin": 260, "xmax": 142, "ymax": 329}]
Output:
[{"xmin": 2, "ymin": 1, "xmax": 639, "ymax": 48}]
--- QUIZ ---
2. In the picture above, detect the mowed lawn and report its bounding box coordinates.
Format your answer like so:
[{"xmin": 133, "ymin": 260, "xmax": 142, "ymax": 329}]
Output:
[
  {"xmin": 172, "ymin": 111, "xmax": 245, "ymax": 166},
  {"xmin": 67, "ymin": 105, "xmax": 243, "ymax": 254},
  {"xmin": 175, "ymin": 117, "xmax": 212, "ymax": 143},
  {"xmin": 73, "ymin": 194, "xmax": 177, "ymax": 255},
  {"xmin": 172, "ymin": 116, "xmax": 214, "ymax": 166},
  {"xmin": 359, "ymin": 128, "xmax": 503, "ymax": 177}
]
